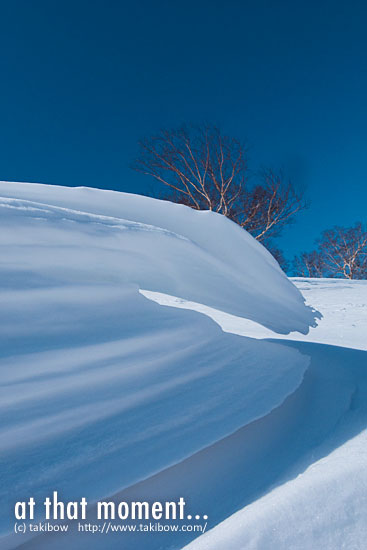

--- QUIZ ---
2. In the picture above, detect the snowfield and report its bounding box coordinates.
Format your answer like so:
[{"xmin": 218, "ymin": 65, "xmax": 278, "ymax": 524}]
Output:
[{"xmin": 0, "ymin": 181, "xmax": 366, "ymax": 550}]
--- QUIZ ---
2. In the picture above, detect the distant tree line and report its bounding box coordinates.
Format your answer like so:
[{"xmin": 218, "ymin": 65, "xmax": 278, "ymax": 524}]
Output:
[
  {"xmin": 132, "ymin": 123, "xmax": 306, "ymax": 270},
  {"xmin": 293, "ymin": 223, "xmax": 367, "ymax": 279}
]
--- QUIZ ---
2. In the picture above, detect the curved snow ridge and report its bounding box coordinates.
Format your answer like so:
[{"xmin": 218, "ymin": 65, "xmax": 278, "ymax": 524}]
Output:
[
  {"xmin": 0, "ymin": 286, "xmax": 310, "ymax": 539},
  {"xmin": 0, "ymin": 181, "xmax": 318, "ymax": 543},
  {"xmin": 0, "ymin": 197, "xmax": 189, "ymax": 240},
  {"xmin": 183, "ymin": 342, "xmax": 367, "ymax": 550},
  {"xmin": 10, "ymin": 342, "xmax": 366, "ymax": 550},
  {"xmin": 0, "ymin": 181, "xmax": 320, "ymax": 334},
  {"xmin": 6, "ymin": 354, "xmax": 313, "ymax": 550},
  {"xmin": 140, "ymin": 280, "xmax": 367, "ymax": 352}
]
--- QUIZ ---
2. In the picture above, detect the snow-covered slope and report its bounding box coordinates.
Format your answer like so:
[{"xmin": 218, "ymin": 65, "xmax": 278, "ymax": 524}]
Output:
[
  {"xmin": 182, "ymin": 279, "xmax": 367, "ymax": 550},
  {"xmin": 2, "ymin": 182, "xmax": 365, "ymax": 550},
  {"xmin": 9, "ymin": 279, "xmax": 367, "ymax": 550},
  {"xmin": 0, "ymin": 181, "xmax": 318, "ymax": 334},
  {"xmin": 0, "ymin": 182, "xmax": 318, "ymax": 547}
]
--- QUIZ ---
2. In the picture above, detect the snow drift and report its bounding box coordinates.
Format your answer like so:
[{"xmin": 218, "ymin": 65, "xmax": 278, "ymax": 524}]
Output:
[
  {"xmin": 0, "ymin": 181, "xmax": 319, "ymax": 548},
  {"xmin": 184, "ymin": 339, "xmax": 367, "ymax": 550},
  {"xmin": 0, "ymin": 181, "xmax": 318, "ymax": 334}
]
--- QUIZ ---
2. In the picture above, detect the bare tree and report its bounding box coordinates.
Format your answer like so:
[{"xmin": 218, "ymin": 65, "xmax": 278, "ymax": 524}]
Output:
[
  {"xmin": 231, "ymin": 169, "xmax": 308, "ymax": 242},
  {"xmin": 318, "ymin": 223, "xmax": 367, "ymax": 279},
  {"xmin": 132, "ymin": 124, "xmax": 307, "ymax": 245},
  {"xmin": 293, "ymin": 250, "xmax": 324, "ymax": 277},
  {"xmin": 293, "ymin": 223, "xmax": 367, "ymax": 279}
]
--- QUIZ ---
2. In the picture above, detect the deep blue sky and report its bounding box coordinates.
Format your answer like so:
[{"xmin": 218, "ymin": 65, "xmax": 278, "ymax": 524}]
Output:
[{"xmin": 0, "ymin": 0, "xmax": 366, "ymax": 259}]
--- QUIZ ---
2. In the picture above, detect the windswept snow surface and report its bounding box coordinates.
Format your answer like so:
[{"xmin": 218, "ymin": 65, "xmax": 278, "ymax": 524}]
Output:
[
  {"xmin": 184, "ymin": 344, "xmax": 367, "ymax": 550},
  {"xmin": 0, "ymin": 181, "xmax": 318, "ymax": 334},
  {"xmin": 0, "ymin": 182, "xmax": 317, "ymax": 547},
  {"xmin": 182, "ymin": 279, "xmax": 367, "ymax": 550}
]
